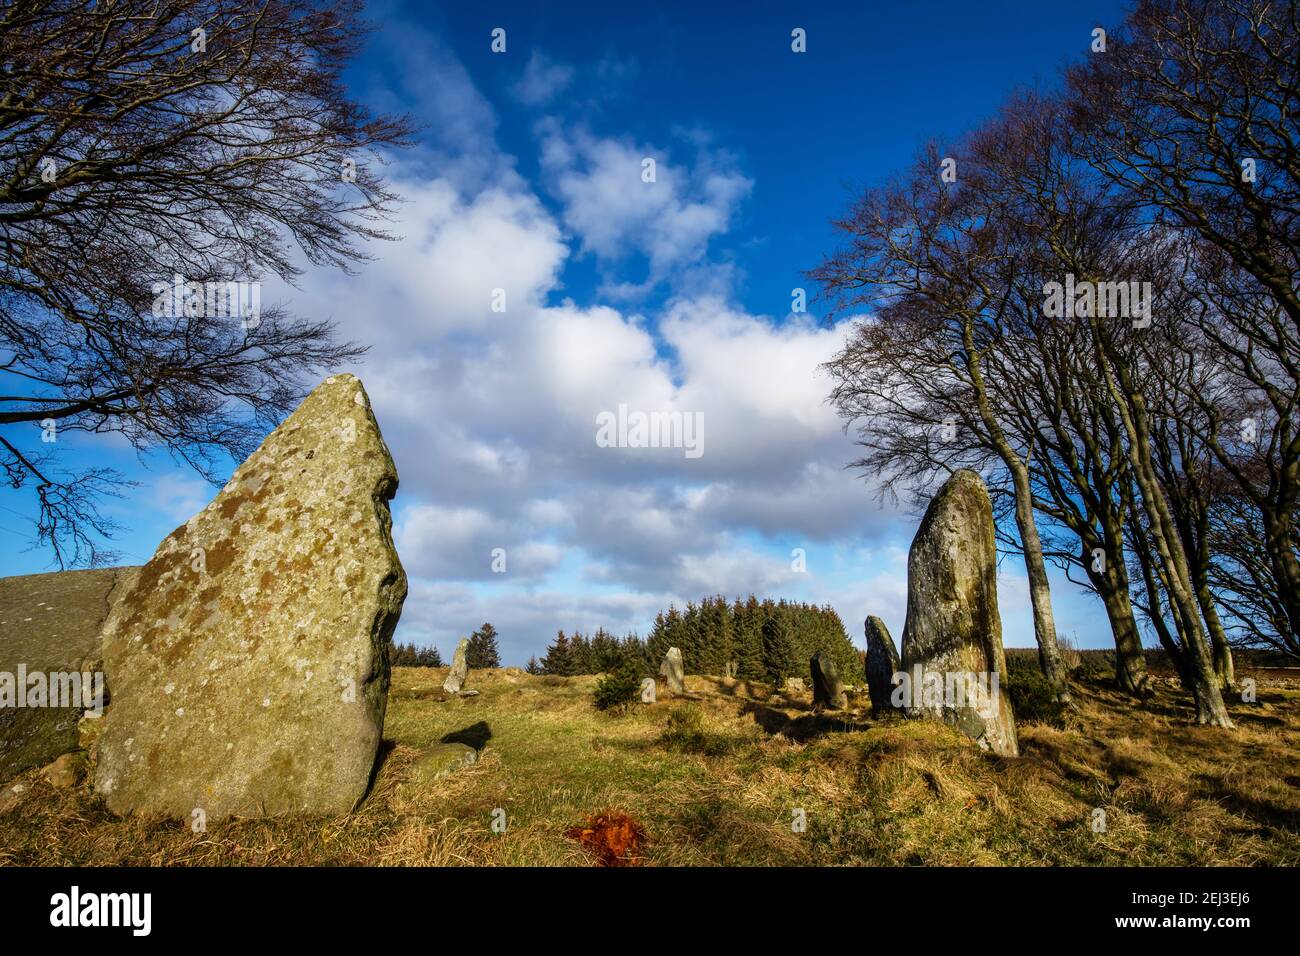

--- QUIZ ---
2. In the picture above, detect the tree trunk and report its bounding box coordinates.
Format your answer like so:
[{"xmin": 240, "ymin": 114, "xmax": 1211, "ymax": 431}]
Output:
[
  {"xmin": 1090, "ymin": 529, "xmax": 1151, "ymax": 697},
  {"xmin": 1095, "ymin": 328, "xmax": 1232, "ymax": 727},
  {"xmin": 1192, "ymin": 566, "xmax": 1236, "ymax": 693},
  {"xmin": 1007, "ymin": 462, "xmax": 1072, "ymax": 700}
]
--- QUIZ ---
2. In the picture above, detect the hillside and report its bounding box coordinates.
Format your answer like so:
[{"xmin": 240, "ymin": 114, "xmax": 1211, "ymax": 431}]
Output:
[{"xmin": 1, "ymin": 664, "xmax": 1297, "ymax": 866}]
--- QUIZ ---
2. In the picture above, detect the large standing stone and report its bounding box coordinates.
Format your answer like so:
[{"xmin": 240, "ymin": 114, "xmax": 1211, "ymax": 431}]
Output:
[
  {"xmin": 864, "ymin": 616, "xmax": 901, "ymax": 712},
  {"xmin": 899, "ymin": 470, "xmax": 1017, "ymax": 756},
  {"xmin": 810, "ymin": 651, "xmax": 848, "ymax": 710},
  {"xmin": 659, "ymin": 647, "xmax": 684, "ymax": 694},
  {"xmin": 0, "ymin": 567, "xmax": 138, "ymax": 783},
  {"xmin": 93, "ymin": 374, "xmax": 407, "ymax": 818},
  {"xmin": 443, "ymin": 638, "xmax": 469, "ymax": 694}
]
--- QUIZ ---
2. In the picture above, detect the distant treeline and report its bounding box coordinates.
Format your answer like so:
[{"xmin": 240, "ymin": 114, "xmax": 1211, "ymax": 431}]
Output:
[
  {"xmin": 390, "ymin": 641, "xmax": 443, "ymax": 668},
  {"xmin": 528, "ymin": 596, "xmax": 864, "ymax": 684}
]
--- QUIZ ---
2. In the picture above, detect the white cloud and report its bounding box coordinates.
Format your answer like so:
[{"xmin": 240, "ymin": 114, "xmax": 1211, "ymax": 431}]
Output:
[
  {"xmin": 536, "ymin": 121, "xmax": 752, "ymax": 295},
  {"xmin": 249, "ymin": 40, "xmax": 910, "ymax": 663},
  {"xmin": 512, "ymin": 51, "xmax": 575, "ymax": 106}
]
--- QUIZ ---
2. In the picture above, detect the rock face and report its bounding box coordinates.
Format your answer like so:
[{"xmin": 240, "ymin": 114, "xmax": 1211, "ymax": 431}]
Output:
[
  {"xmin": 409, "ymin": 742, "xmax": 477, "ymax": 784},
  {"xmin": 659, "ymin": 647, "xmax": 685, "ymax": 694},
  {"xmin": 810, "ymin": 651, "xmax": 848, "ymax": 709},
  {"xmin": 443, "ymin": 639, "xmax": 469, "ymax": 694},
  {"xmin": 93, "ymin": 374, "xmax": 407, "ymax": 818},
  {"xmin": 899, "ymin": 470, "xmax": 1017, "ymax": 756},
  {"xmin": 639, "ymin": 678, "xmax": 656, "ymax": 703},
  {"xmin": 864, "ymin": 616, "xmax": 901, "ymax": 712},
  {"xmin": 0, "ymin": 567, "xmax": 138, "ymax": 783}
]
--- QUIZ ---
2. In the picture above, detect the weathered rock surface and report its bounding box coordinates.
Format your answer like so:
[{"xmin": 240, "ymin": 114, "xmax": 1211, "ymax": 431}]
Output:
[
  {"xmin": 93, "ymin": 374, "xmax": 407, "ymax": 818},
  {"xmin": 784, "ymin": 677, "xmax": 805, "ymax": 694},
  {"xmin": 864, "ymin": 616, "xmax": 901, "ymax": 712},
  {"xmin": 42, "ymin": 751, "xmax": 87, "ymax": 789},
  {"xmin": 899, "ymin": 470, "xmax": 1018, "ymax": 756},
  {"xmin": 0, "ymin": 567, "xmax": 137, "ymax": 783},
  {"xmin": 810, "ymin": 651, "xmax": 848, "ymax": 709},
  {"xmin": 409, "ymin": 742, "xmax": 477, "ymax": 784},
  {"xmin": 639, "ymin": 678, "xmax": 656, "ymax": 703},
  {"xmin": 659, "ymin": 647, "xmax": 685, "ymax": 694},
  {"xmin": 443, "ymin": 639, "xmax": 469, "ymax": 694}
]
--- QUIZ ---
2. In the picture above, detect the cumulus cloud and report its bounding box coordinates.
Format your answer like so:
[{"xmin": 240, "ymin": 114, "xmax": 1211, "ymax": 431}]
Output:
[
  {"xmin": 512, "ymin": 51, "xmax": 575, "ymax": 106},
  {"xmin": 536, "ymin": 120, "xmax": 752, "ymax": 296},
  {"xmin": 255, "ymin": 44, "xmax": 907, "ymax": 663}
]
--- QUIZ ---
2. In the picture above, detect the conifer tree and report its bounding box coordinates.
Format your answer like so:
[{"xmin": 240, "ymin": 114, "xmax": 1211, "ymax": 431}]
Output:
[
  {"xmin": 540, "ymin": 630, "xmax": 575, "ymax": 676},
  {"xmin": 466, "ymin": 623, "xmax": 501, "ymax": 669}
]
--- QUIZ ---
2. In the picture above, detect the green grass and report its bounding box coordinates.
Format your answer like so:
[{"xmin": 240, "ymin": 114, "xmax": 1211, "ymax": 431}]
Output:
[{"xmin": 1, "ymin": 666, "xmax": 1298, "ymax": 865}]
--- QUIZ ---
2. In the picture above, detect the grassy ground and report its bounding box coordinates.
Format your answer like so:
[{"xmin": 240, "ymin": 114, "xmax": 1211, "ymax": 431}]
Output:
[{"xmin": 1, "ymin": 663, "xmax": 1298, "ymax": 865}]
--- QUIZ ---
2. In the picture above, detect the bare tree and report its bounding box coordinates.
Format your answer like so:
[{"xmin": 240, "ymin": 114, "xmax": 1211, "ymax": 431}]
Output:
[
  {"xmin": 1068, "ymin": 0, "xmax": 1300, "ymax": 653},
  {"xmin": 0, "ymin": 0, "xmax": 412, "ymax": 565},
  {"xmin": 814, "ymin": 120, "xmax": 1073, "ymax": 703}
]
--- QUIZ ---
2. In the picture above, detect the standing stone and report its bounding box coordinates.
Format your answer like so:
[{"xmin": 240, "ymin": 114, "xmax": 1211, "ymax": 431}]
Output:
[
  {"xmin": 93, "ymin": 374, "xmax": 408, "ymax": 818},
  {"xmin": 443, "ymin": 638, "xmax": 469, "ymax": 694},
  {"xmin": 0, "ymin": 567, "xmax": 137, "ymax": 783},
  {"xmin": 899, "ymin": 470, "xmax": 1018, "ymax": 756},
  {"xmin": 784, "ymin": 677, "xmax": 805, "ymax": 694},
  {"xmin": 639, "ymin": 678, "xmax": 656, "ymax": 704},
  {"xmin": 810, "ymin": 651, "xmax": 848, "ymax": 710},
  {"xmin": 864, "ymin": 616, "xmax": 902, "ymax": 712},
  {"xmin": 659, "ymin": 647, "xmax": 684, "ymax": 694}
]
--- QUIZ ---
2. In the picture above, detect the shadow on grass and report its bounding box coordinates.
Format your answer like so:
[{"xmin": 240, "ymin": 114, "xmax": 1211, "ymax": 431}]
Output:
[
  {"xmin": 1194, "ymin": 773, "xmax": 1300, "ymax": 831},
  {"xmin": 742, "ymin": 702, "xmax": 875, "ymax": 742},
  {"xmin": 442, "ymin": 721, "xmax": 493, "ymax": 751}
]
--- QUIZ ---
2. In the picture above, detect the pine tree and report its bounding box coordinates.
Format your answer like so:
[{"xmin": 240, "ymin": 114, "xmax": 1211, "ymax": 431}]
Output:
[
  {"xmin": 466, "ymin": 622, "xmax": 501, "ymax": 669},
  {"xmin": 734, "ymin": 596, "xmax": 765, "ymax": 680},
  {"xmin": 589, "ymin": 628, "xmax": 624, "ymax": 672},
  {"xmin": 569, "ymin": 632, "xmax": 594, "ymax": 674},
  {"xmin": 540, "ymin": 630, "xmax": 575, "ymax": 676},
  {"xmin": 525, "ymin": 656, "xmax": 541, "ymax": 675}
]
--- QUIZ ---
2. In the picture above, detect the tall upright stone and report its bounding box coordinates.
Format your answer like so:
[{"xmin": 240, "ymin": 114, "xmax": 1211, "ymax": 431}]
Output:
[
  {"xmin": 899, "ymin": 470, "xmax": 1018, "ymax": 756},
  {"xmin": 443, "ymin": 638, "xmax": 469, "ymax": 694},
  {"xmin": 810, "ymin": 651, "xmax": 847, "ymax": 710},
  {"xmin": 93, "ymin": 374, "xmax": 408, "ymax": 818},
  {"xmin": 864, "ymin": 616, "xmax": 901, "ymax": 712},
  {"xmin": 659, "ymin": 647, "xmax": 685, "ymax": 694}
]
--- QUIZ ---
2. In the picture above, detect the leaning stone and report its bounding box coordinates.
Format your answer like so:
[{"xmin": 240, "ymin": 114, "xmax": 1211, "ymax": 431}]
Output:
[
  {"xmin": 443, "ymin": 638, "xmax": 469, "ymax": 694},
  {"xmin": 864, "ymin": 616, "xmax": 902, "ymax": 712},
  {"xmin": 93, "ymin": 374, "xmax": 407, "ymax": 818},
  {"xmin": 659, "ymin": 647, "xmax": 685, "ymax": 694},
  {"xmin": 899, "ymin": 470, "xmax": 1018, "ymax": 756},
  {"xmin": 810, "ymin": 651, "xmax": 848, "ymax": 710},
  {"xmin": 0, "ymin": 567, "xmax": 137, "ymax": 783},
  {"xmin": 409, "ymin": 742, "xmax": 478, "ymax": 784},
  {"xmin": 639, "ymin": 678, "xmax": 656, "ymax": 703}
]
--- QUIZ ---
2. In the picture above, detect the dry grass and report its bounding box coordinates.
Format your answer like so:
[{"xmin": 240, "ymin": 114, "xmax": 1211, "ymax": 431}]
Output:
[{"xmin": 1, "ymin": 664, "xmax": 1298, "ymax": 866}]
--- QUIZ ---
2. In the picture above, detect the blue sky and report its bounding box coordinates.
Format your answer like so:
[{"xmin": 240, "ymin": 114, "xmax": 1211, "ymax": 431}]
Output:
[{"xmin": 1, "ymin": 0, "xmax": 1138, "ymax": 665}]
